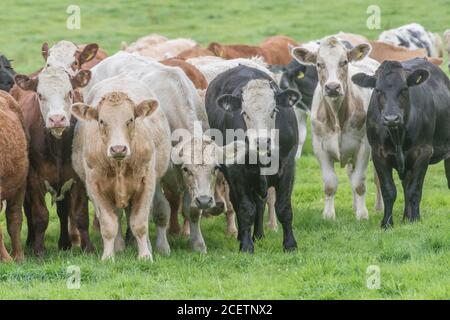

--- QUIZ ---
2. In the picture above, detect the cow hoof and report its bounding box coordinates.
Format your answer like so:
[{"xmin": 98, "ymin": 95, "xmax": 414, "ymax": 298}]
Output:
[
  {"xmin": 101, "ymin": 253, "xmax": 115, "ymax": 261},
  {"xmin": 58, "ymin": 240, "xmax": 72, "ymax": 251},
  {"xmin": 33, "ymin": 246, "xmax": 45, "ymax": 258},
  {"xmin": 191, "ymin": 241, "xmax": 207, "ymax": 254},
  {"xmin": 239, "ymin": 242, "xmax": 254, "ymax": 253},
  {"xmin": 156, "ymin": 242, "xmax": 171, "ymax": 256},
  {"xmin": 266, "ymin": 222, "xmax": 278, "ymax": 232},
  {"xmin": 138, "ymin": 253, "xmax": 154, "ymax": 262},
  {"xmin": 356, "ymin": 208, "xmax": 369, "ymax": 220},
  {"xmin": 381, "ymin": 221, "xmax": 393, "ymax": 229},
  {"xmin": 283, "ymin": 239, "xmax": 298, "ymax": 252},
  {"xmin": 322, "ymin": 211, "xmax": 336, "ymax": 220},
  {"xmin": 253, "ymin": 231, "xmax": 264, "ymax": 241},
  {"xmin": 168, "ymin": 225, "xmax": 181, "ymax": 236},
  {"xmin": 81, "ymin": 243, "xmax": 95, "ymax": 254},
  {"xmin": 13, "ymin": 252, "xmax": 25, "ymax": 263},
  {"xmin": 227, "ymin": 228, "xmax": 238, "ymax": 238}
]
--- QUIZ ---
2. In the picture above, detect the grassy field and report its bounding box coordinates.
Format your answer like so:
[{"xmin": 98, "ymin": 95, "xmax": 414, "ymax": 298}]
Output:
[{"xmin": 0, "ymin": 0, "xmax": 449, "ymax": 299}]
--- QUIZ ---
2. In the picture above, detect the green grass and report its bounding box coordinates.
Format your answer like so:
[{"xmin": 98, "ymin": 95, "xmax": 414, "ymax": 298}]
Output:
[{"xmin": 0, "ymin": 0, "xmax": 449, "ymax": 299}]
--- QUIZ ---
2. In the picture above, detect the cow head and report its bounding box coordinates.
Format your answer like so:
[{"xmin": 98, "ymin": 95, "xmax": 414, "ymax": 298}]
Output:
[
  {"xmin": 15, "ymin": 67, "xmax": 91, "ymax": 138},
  {"xmin": 171, "ymin": 136, "xmax": 245, "ymax": 210},
  {"xmin": 216, "ymin": 79, "xmax": 299, "ymax": 156},
  {"xmin": 280, "ymin": 60, "xmax": 317, "ymax": 111},
  {"xmin": 352, "ymin": 60, "xmax": 429, "ymax": 129},
  {"xmin": 42, "ymin": 41, "xmax": 99, "ymax": 75},
  {"xmin": 0, "ymin": 55, "xmax": 15, "ymax": 92},
  {"xmin": 292, "ymin": 37, "xmax": 371, "ymax": 103},
  {"xmin": 71, "ymin": 92, "xmax": 159, "ymax": 161}
]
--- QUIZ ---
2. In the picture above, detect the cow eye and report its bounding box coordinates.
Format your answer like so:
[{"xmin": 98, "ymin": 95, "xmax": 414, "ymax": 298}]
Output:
[
  {"xmin": 182, "ymin": 167, "xmax": 190, "ymax": 174},
  {"xmin": 99, "ymin": 119, "xmax": 105, "ymax": 126},
  {"xmin": 340, "ymin": 60, "xmax": 348, "ymax": 67},
  {"xmin": 316, "ymin": 62, "xmax": 323, "ymax": 69},
  {"xmin": 127, "ymin": 118, "xmax": 134, "ymax": 126}
]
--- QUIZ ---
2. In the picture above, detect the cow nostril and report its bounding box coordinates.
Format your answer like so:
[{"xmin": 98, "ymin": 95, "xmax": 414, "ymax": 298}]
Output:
[
  {"xmin": 49, "ymin": 115, "xmax": 66, "ymax": 125},
  {"xmin": 110, "ymin": 145, "xmax": 128, "ymax": 156},
  {"xmin": 383, "ymin": 115, "xmax": 401, "ymax": 125},
  {"xmin": 195, "ymin": 196, "xmax": 213, "ymax": 209}
]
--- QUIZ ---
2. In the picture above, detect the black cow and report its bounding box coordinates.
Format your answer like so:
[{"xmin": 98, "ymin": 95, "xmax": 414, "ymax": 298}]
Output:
[
  {"xmin": 0, "ymin": 54, "xmax": 16, "ymax": 92},
  {"xmin": 206, "ymin": 65, "xmax": 300, "ymax": 252},
  {"xmin": 352, "ymin": 58, "xmax": 450, "ymax": 228}
]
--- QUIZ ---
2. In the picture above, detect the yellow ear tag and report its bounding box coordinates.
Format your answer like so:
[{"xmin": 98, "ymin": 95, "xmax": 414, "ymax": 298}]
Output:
[
  {"xmin": 86, "ymin": 52, "xmax": 95, "ymax": 61},
  {"xmin": 357, "ymin": 51, "xmax": 363, "ymax": 59},
  {"xmin": 416, "ymin": 75, "xmax": 422, "ymax": 84},
  {"xmin": 297, "ymin": 71, "xmax": 305, "ymax": 79}
]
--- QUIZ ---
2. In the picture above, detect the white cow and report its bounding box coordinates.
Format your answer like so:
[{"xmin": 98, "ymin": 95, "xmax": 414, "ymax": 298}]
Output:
[
  {"xmin": 292, "ymin": 36, "xmax": 382, "ymax": 220},
  {"xmin": 72, "ymin": 75, "xmax": 172, "ymax": 261}
]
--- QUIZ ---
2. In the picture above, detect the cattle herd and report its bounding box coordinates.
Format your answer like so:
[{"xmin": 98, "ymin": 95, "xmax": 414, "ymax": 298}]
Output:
[{"xmin": 0, "ymin": 22, "xmax": 449, "ymax": 262}]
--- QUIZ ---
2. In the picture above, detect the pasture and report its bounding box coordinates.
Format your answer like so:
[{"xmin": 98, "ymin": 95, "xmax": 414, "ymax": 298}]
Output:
[{"xmin": 0, "ymin": 0, "xmax": 449, "ymax": 299}]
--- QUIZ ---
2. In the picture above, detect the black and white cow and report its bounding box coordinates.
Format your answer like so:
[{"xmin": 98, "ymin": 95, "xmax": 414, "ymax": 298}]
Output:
[
  {"xmin": 379, "ymin": 23, "xmax": 443, "ymax": 58},
  {"xmin": 352, "ymin": 58, "xmax": 450, "ymax": 228},
  {"xmin": 0, "ymin": 55, "xmax": 16, "ymax": 92},
  {"xmin": 206, "ymin": 65, "xmax": 300, "ymax": 252}
]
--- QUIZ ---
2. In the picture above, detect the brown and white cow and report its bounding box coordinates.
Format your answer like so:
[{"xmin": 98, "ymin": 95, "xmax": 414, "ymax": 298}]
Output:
[
  {"xmin": 208, "ymin": 35, "xmax": 298, "ymax": 65},
  {"xmin": 0, "ymin": 91, "xmax": 28, "ymax": 262},
  {"xmin": 176, "ymin": 46, "xmax": 215, "ymax": 60},
  {"xmin": 72, "ymin": 76, "xmax": 172, "ymax": 260},
  {"xmin": 291, "ymin": 36, "xmax": 382, "ymax": 219}
]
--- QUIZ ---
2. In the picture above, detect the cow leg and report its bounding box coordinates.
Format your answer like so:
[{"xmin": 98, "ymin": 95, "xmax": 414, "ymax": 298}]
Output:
[
  {"xmin": 187, "ymin": 208, "xmax": 206, "ymax": 253},
  {"xmin": 445, "ymin": 158, "xmax": 450, "ymax": 189},
  {"xmin": 23, "ymin": 196, "xmax": 34, "ymax": 248},
  {"xmin": 372, "ymin": 154, "xmax": 396, "ymax": 228},
  {"xmin": 318, "ymin": 154, "xmax": 338, "ymax": 219},
  {"xmin": 0, "ymin": 224, "xmax": 12, "ymax": 262},
  {"xmin": 71, "ymin": 180, "xmax": 94, "ymax": 253},
  {"xmin": 253, "ymin": 195, "xmax": 265, "ymax": 240},
  {"xmin": 295, "ymin": 109, "xmax": 307, "ymax": 159},
  {"xmin": 5, "ymin": 190, "xmax": 25, "ymax": 261},
  {"xmin": 165, "ymin": 186, "xmax": 181, "ymax": 235},
  {"xmin": 56, "ymin": 197, "xmax": 71, "ymax": 251},
  {"xmin": 348, "ymin": 142, "xmax": 370, "ymax": 220},
  {"xmin": 235, "ymin": 196, "xmax": 255, "ymax": 253},
  {"xmin": 125, "ymin": 207, "xmax": 134, "ymax": 246},
  {"xmin": 274, "ymin": 155, "xmax": 298, "ymax": 252},
  {"xmin": 221, "ymin": 178, "xmax": 237, "ymax": 236},
  {"xmin": 266, "ymin": 187, "xmax": 278, "ymax": 231},
  {"xmin": 114, "ymin": 209, "xmax": 125, "ymax": 253},
  {"xmin": 27, "ymin": 177, "xmax": 50, "ymax": 256},
  {"xmin": 374, "ymin": 170, "xmax": 384, "ymax": 212},
  {"xmin": 98, "ymin": 207, "xmax": 119, "ymax": 261},
  {"xmin": 152, "ymin": 184, "xmax": 171, "ymax": 256},
  {"xmin": 402, "ymin": 146, "xmax": 432, "ymax": 222}
]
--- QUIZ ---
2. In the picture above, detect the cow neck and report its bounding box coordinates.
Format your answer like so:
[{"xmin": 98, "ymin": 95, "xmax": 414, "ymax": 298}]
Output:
[{"xmin": 322, "ymin": 91, "xmax": 350, "ymax": 133}]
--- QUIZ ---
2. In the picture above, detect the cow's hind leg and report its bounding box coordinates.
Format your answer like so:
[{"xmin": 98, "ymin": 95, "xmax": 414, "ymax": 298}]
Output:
[
  {"xmin": 71, "ymin": 180, "xmax": 94, "ymax": 253},
  {"xmin": 5, "ymin": 191, "xmax": 25, "ymax": 261},
  {"xmin": 56, "ymin": 197, "xmax": 71, "ymax": 250},
  {"xmin": 445, "ymin": 158, "xmax": 450, "ymax": 189},
  {"xmin": 266, "ymin": 187, "xmax": 278, "ymax": 231},
  {"xmin": 0, "ymin": 224, "xmax": 12, "ymax": 262},
  {"xmin": 253, "ymin": 196, "xmax": 265, "ymax": 240},
  {"xmin": 373, "ymin": 154, "xmax": 396, "ymax": 228},
  {"xmin": 23, "ymin": 196, "xmax": 34, "ymax": 248},
  {"xmin": 152, "ymin": 184, "xmax": 171, "ymax": 256}
]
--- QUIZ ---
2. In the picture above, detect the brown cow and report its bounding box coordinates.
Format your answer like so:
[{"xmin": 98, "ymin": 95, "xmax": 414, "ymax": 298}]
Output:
[
  {"xmin": 11, "ymin": 66, "xmax": 94, "ymax": 256},
  {"xmin": 208, "ymin": 35, "xmax": 298, "ymax": 65},
  {"xmin": 160, "ymin": 58, "xmax": 208, "ymax": 90},
  {"xmin": 368, "ymin": 40, "xmax": 442, "ymax": 65},
  {"xmin": 0, "ymin": 91, "xmax": 28, "ymax": 262},
  {"xmin": 176, "ymin": 46, "xmax": 215, "ymax": 60}
]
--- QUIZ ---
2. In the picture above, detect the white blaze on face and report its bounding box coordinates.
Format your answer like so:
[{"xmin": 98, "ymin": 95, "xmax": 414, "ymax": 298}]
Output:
[
  {"xmin": 46, "ymin": 41, "xmax": 79, "ymax": 76},
  {"xmin": 317, "ymin": 38, "xmax": 349, "ymax": 98},
  {"xmin": 36, "ymin": 67, "xmax": 73, "ymax": 132},
  {"xmin": 241, "ymin": 79, "xmax": 277, "ymax": 155}
]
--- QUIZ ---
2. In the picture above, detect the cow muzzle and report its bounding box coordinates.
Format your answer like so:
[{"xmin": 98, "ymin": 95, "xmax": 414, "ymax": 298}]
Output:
[
  {"xmin": 324, "ymin": 82, "xmax": 343, "ymax": 97},
  {"xmin": 194, "ymin": 195, "xmax": 214, "ymax": 210},
  {"xmin": 48, "ymin": 114, "xmax": 70, "ymax": 138},
  {"xmin": 383, "ymin": 114, "xmax": 401, "ymax": 128},
  {"xmin": 109, "ymin": 145, "xmax": 129, "ymax": 160}
]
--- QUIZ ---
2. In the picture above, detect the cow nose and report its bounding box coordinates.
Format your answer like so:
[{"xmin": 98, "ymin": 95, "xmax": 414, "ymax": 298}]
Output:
[
  {"xmin": 110, "ymin": 145, "xmax": 128, "ymax": 158},
  {"xmin": 49, "ymin": 115, "xmax": 67, "ymax": 127},
  {"xmin": 324, "ymin": 82, "xmax": 342, "ymax": 96},
  {"xmin": 383, "ymin": 115, "xmax": 401, "ymax": 127},
  {"xmin": 195, "ymin": 196, "xmax": 214, "ymax": 209}
]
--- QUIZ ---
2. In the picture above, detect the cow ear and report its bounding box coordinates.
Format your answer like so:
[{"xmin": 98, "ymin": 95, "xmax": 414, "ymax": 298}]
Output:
[
  {"xmin": 71, "ymin": 103, "xmax": 98, "ymax": 121},
  {"xmin": 406, "ymin": 69, "xmax": 429, "ymax": 87},
  {"xmin": 41, "ymin": 42, "xmax": 49, "ymax": 61},
  {"xmin": 215, "ymin": 140, "xmax": 246, "ymax": 166},
  {"xmin": 351, "ymin": 73, "xmax": 376, "ymax": 88},
  {"xmin": 216, "ymin": 94, "xmax": 241, "ymax": 112},
  {"xmin": 208, "ymin": 42, "xmax": 224, "ymax": 57},
  {"xmin": 15, "ymin": 74, "xmax": 38, "ymax": 92},
  {"xmin": 71, "ymin": 70, "xmax": 91, "ymax": 89},
  {"xmin": 78, "ymin": 44, "xmax": 99, "ymax": 65},
  {"xmin": 135, "ymin": 99, "xmax": 159, "ymax": 118},
  {"xmin": 278, "ymin": 89, "xmax": 301, "ymax": 108},
  {"xmin": 291, "ymin": 47, "xmax": 317, "ymax": 65},
  {"xmin": 348, "ymin": 43, "xmax": 371, "ymax": 62}
]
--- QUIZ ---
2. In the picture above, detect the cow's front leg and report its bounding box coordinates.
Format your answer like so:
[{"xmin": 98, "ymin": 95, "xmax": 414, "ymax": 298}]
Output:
[
  {"xmin": 373, "ymin": 153, "xmax": 396, "ymax": 228},
  {"xmin": 0, "ymin": 226, "xmax": 12, "ymax": 262},
  {"xmin": 235, "ymin": 195, "xmax": 256, "ymax": 253},
  {"xmin": 402, "ymin": 146, "xmax": 432, "ymax": 222},
  {"xmin": 266, "ymin": 187, "xmax": 277, "ymax": 231},
  {"xmin": 28, "ymin": 177, "xmax": 50, "ymax": 257},
  {"xmin": 348, "ymin": 142, "xmax": 370, "ymax": 220},
  {"xmin": 187, "ymin": 207, "xmax": 206, "ymax": 253},
  {"xmin": 318, "ymin": 153, "xmax": 338, "ymax": 219},
  {"xmin": 152, "ymin": 184, "xmax": 171, "ymax": 256},
  {"xmin": 56, "ymin": 196, "xmax": 71, "ymax": 250}
]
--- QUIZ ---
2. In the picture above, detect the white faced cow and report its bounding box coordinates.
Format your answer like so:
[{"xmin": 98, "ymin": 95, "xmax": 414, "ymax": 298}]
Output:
[{"xmin": 291, "ymin": 36, "xmax": 382, "ymax": 220}]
